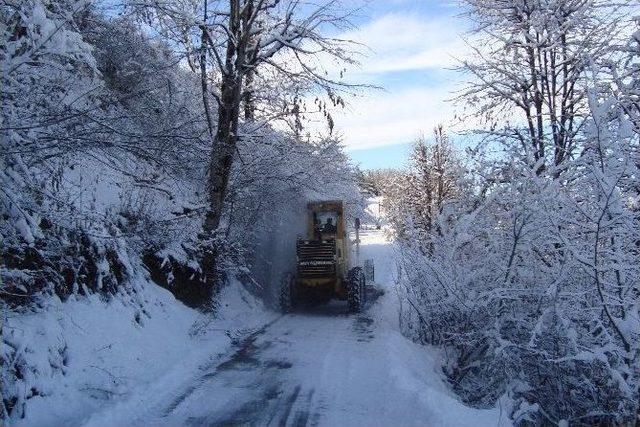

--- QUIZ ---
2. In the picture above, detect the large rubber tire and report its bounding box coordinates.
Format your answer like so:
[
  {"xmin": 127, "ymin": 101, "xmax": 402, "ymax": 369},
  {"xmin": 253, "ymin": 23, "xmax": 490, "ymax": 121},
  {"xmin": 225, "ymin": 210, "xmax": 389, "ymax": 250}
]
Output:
[
  {"xmin": 347, "ymin": 267, "xmax": 366, "ymax": 313},
  {"xmin": 279, "ymin": 272, "xmax": 295, "ymax": 313}
]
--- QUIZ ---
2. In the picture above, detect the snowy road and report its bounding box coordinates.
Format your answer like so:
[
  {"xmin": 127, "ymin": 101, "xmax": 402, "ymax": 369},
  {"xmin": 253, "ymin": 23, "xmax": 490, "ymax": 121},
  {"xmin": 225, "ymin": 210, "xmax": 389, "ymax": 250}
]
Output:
[{"xmin": 86, "ymin": 228, "xmax": 506, "ymax": 427}]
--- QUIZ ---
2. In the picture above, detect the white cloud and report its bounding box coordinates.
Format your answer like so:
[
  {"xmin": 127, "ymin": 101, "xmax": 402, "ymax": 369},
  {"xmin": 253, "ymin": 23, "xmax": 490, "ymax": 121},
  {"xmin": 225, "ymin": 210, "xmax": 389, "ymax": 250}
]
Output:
[
  {"xmin": 296, "ymin": 11, "xmax": 473, "ymax": 150},
  {"xmin": 332, "ymin": 86, "xmax": 458, "ymax": 150},
  {"xmin": 339, "ymin": 12, "xmax": 469, "ymax": 77},
  {"xmin": 319, "ymin": 12, "xmax": 471, "ymax": 150}
]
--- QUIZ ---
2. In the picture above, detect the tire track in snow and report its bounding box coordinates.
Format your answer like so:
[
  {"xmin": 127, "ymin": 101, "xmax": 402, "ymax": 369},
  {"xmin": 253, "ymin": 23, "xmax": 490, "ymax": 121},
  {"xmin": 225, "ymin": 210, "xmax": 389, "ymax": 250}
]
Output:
[{"xmin": 162, "ymin": 314, "xmax": 285, "ymax": 417}]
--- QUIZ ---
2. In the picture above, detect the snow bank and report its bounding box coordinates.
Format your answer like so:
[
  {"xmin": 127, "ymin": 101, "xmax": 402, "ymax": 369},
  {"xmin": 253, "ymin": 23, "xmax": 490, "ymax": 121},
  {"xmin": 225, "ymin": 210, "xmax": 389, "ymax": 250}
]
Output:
[{"xmin": 3, "ymin": 279, "xmax": 273, "ymax": 427}]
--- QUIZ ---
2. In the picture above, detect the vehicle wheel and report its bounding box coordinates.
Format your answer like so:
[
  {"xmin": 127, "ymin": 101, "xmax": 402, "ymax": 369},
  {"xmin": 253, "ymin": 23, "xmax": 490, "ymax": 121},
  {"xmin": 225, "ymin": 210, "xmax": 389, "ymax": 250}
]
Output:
[
  {"xmin": 279, "ymin": 272, "xmax": 295, "ymax": 313},
  {"xmin": 347, "ymin": 267, "xmax": 366, "ymax": 313}
]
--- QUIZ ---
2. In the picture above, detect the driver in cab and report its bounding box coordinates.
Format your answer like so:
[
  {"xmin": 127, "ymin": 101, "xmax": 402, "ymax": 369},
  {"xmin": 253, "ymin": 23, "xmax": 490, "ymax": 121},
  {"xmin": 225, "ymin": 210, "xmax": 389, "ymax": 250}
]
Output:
[{"xmin": 323, "ymin": 217, "xmax": 336, "ymax": 233}]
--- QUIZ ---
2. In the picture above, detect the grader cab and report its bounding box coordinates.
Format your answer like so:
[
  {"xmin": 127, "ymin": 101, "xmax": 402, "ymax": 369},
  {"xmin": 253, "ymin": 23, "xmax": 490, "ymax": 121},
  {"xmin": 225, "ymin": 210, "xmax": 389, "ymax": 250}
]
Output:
[{"xmin": 280, "ymin": 200, "xmax": 370, "ymax": 313}]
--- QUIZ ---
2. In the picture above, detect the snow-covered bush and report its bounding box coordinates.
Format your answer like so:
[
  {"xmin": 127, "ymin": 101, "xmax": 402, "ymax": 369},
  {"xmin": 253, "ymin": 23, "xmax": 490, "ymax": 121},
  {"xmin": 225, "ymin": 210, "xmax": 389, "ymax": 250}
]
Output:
[
  {"xmin": 391, "ymin": 2, "xmax": 639, "ymax": 423},
  {"xmin": 396, "ymin": 116, "xmax": 640, "ymax": 423},
  {"xmin": 1, "ymin": 3, "xmax": 183, "ymax": 417},
  {"xmin": 1, "ymin": 1, "xmax": 202, "ymax": 306}
]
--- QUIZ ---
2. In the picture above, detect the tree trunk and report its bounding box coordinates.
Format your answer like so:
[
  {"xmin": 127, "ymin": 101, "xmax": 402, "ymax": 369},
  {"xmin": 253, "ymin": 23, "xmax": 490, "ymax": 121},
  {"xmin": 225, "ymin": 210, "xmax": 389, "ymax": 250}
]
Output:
[
  {"xmin": 200, "ymin": 0, "xmax": 248, "ymax": 291},
  {"xmin": 243, "ymin": 69, "xmax": 255, "ymax": 121},
  {"xmin": 202, "ymin": 72, "xmax": 243, "ymax": 285}
]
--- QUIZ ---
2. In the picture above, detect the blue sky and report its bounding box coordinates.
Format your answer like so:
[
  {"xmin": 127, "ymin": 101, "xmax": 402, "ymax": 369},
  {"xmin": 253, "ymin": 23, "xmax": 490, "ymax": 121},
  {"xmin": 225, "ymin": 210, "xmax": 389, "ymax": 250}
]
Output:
[
  {"xmin": 326, "ymin": 1, "xmax": 472, "ymax": 169},
  {"xmin": 348, "ymin": 142, "xmax": 414, "ymax": 169}
]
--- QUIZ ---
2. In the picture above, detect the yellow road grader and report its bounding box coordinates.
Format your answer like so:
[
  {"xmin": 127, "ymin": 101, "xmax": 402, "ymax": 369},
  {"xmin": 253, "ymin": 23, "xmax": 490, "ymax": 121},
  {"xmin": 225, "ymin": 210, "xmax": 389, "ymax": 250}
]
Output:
[{"xmin": 280, "ymin": 200, "xmax": 372, "ymax": 313}]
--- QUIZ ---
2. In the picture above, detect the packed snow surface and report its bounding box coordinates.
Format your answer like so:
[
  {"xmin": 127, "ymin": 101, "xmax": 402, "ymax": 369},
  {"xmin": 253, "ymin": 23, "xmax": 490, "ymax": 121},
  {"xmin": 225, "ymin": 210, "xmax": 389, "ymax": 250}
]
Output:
[{"xmin": 80, "ymin": 226, "xmax": 509, "ymax": 427}]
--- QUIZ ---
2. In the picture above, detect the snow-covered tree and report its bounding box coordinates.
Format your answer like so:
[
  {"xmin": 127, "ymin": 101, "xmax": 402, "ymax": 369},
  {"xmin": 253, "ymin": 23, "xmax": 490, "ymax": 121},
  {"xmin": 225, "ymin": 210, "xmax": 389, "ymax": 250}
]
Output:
[
  {"xmin": 404, "ymin": 126, "xmax": 465, "ymax": 238},
  {"xmin": 458, "ymin": 0, "xmax": 626, "ymax": 173},
  {"xmin": 380, "ymin": 126, "xmax": 466, "ymax": 246},
  {"xmin": 128, "ymin": 0, "xmax": 363, "ymax": 293}
]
